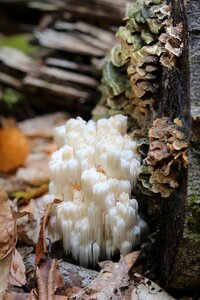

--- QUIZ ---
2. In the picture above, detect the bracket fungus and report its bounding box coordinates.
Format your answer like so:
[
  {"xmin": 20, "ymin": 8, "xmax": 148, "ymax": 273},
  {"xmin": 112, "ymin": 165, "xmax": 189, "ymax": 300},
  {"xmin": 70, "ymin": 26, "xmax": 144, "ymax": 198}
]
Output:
[
  {"xmin": 139, "ymin": 117, "xmax": 188, "ymax": 198},
  {"xmin": 48, "ymin": 115, "xmax": 146, "ymax": 266},
  {"xmin": 93, "ymin": 0, "xmax": 183, "ymax": 130}
]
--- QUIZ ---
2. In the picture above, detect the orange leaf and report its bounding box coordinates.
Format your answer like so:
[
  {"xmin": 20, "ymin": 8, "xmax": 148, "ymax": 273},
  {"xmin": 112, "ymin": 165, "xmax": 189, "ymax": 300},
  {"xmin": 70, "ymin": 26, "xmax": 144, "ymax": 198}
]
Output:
[{"xmin": 0, "ymin": 127, "xmax": 29, "ymax": 173}]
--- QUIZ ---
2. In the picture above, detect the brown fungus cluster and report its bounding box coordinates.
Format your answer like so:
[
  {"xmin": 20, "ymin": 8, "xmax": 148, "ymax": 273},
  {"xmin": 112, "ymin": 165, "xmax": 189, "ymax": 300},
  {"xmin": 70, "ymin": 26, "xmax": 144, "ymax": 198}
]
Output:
[
  {"xmin": 139, "ymin": 117, "xmax": 188, "ymax": 198},
  {"xmin": 93, "ymin": 0, "xmax": 183, "ymax": 131}
]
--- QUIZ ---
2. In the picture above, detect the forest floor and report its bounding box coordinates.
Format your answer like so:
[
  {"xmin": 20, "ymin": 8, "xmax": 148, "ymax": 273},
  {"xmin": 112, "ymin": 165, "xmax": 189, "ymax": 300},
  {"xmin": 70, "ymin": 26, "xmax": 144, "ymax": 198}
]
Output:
[{"xmin": 0, "ymin": 112, "xmax": 195, "ymax": 300}]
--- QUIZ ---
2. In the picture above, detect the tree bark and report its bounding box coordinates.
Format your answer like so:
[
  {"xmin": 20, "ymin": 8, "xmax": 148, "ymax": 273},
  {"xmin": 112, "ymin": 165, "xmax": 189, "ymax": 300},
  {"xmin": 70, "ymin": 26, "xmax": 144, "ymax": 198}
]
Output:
[{"xmin": 145, "ymin": 0, "xmax": 200, "ymax": 293}]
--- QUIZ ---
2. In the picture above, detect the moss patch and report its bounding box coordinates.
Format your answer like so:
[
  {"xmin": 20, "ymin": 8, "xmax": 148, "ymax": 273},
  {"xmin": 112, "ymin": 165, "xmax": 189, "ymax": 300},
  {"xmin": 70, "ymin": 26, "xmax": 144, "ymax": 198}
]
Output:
[
  {"xmin": 187, "ymin": 194, "xmax": 200, "ymax": 234},
  {"xmin": 0, "ymin": 34, "xmax": 37, "ymax": 53}
]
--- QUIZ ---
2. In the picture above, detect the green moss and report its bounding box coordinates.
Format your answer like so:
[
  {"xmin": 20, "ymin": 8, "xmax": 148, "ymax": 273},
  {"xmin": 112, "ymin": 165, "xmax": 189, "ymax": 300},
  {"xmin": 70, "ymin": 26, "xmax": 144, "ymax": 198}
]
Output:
[
  {"xmin": 187, "ymin": 194, "xmax": 200, "ymax": 234},
  {"xmin": 2, "ymin": 88, "xmax": 23, "ymax": 107},
  {"xmin": 0, "ymin": 34, "xmax": 37, "ymax": 53}
]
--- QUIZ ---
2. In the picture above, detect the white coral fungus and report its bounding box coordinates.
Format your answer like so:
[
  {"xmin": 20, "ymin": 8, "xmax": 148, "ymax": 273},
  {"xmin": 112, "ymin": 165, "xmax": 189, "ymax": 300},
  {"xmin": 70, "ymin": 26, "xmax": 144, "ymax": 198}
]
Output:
[{"xmin": 49, "ymin": 115, "xmax": 146, "ymax": 266}]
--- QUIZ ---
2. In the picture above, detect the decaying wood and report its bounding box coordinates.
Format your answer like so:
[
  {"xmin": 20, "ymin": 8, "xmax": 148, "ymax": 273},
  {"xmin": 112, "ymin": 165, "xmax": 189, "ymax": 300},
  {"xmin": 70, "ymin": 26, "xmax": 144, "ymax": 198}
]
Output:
[
  {"xmin": 0, "ymin": 0, "xmax": 125, "ymax": 118},
  {"xmin": 145, "ymin": 0, "xmax": 200, "ymax": 293},
  {"xmin": 167, "ymin": 0, "xmax": 200, "ymax": 291}
]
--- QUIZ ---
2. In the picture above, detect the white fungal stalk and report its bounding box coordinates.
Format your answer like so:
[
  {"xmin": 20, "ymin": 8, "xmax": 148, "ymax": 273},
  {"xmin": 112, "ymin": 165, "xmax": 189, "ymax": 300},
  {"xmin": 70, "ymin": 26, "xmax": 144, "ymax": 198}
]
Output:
[{"xmin": 49, "ymin": 114, "xmax": 146, "ymax": 266}]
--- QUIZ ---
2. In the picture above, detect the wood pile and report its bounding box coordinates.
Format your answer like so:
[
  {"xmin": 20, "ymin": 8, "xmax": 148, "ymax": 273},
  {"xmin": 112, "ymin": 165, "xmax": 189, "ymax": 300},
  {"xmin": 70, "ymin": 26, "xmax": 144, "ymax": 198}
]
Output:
[{"xmin": 0, "ymin": 0, "xmax": 128, "ymax": 118}]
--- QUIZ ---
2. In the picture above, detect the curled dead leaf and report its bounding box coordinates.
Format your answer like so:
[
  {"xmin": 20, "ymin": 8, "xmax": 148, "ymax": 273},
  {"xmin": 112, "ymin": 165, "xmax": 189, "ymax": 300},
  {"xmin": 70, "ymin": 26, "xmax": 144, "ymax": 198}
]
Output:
[{"xmin": 35, "ymin": 199, "xmax": 63, "ymax": 266}]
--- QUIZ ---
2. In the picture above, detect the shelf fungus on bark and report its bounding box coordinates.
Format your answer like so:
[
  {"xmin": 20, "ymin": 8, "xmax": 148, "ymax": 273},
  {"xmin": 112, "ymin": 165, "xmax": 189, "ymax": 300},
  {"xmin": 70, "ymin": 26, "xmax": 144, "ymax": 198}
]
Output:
[
  {"xmin": 139, "ymin": 117, "xmax": 188, "ymax": 198},
  {"xmin": 48, "ymin": 115, "xmax": 147, "ymax": 266},
  {"xmin": 93, "ymin": 0, "xmax": 183, "ymax": 131}
]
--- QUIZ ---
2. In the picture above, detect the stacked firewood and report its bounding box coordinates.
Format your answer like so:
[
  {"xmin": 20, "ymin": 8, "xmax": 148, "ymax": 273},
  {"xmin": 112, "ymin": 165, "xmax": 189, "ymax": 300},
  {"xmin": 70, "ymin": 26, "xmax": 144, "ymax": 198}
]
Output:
[{"xmin": 0, "ymin": 0, "xmax": 128, "ymax": 118}]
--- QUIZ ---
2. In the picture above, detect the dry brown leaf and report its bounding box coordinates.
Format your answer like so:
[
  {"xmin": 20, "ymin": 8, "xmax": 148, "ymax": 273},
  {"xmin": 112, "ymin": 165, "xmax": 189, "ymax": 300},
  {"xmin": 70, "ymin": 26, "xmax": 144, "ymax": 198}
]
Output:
[
  {"xmin": 70, "ymin": 257, "xmax": 175, "ymax": 300},
  {"xmin": 16, "ymin": 164, "xmax": 49, "ymax": 186},
  {"xmin": 48, "ymin": 259, "xmax": 65, "ymax": 299},
  {"xmin": 27, "ymin": 289, "xmax": 38, "ymax": 300},
  {"xmin": 36, "ymin": 257, "xmax": 65, "ymax": 300},
  {"xmin": 18, "ymin": 113, "xmax": 69, "ymax": 138},
  {"xmin": 54, "ymin": 262, "xmax": 65, "ymax": 291},
  {"xmin": 17, "ymin": 195, "xmax": 55, "ymax": 246},
  {"xmin": 55, "ymin": 296, "xmax": 69, "ymax": 300},
  {"xmin": 0, "ymin": 190, "xmax": 17, "ymax": 298},
  {"xmin": 3, "ymin": 291, "xmax": 37, "ymax": 300},
  {"xmin": 0, "ymin": 189, "xmax": 17, "ymax": 260},
  {"xmin": 38, "ymin": 256, "xmax": 52, "ymax": 288},
  {"xmin": 0, "ymin": 175, "xmax": 28, "ymax": 195},
  {"xmin": 35, "ymin": 199, "xmax": 63, "ymax": 266},
  {"xmin": 0, "ymin": 128, "xmax": 29, "ymax": 173},
  {"xmin": 0, "ymin": 251, "xmax": 13, "ymax": 299},
  {"xmin": 61, "ymin": 287, "xmax": 82, "ymax": 298},
  {"xmin": 12, "ymin": 211, "xmax": 30, "ymax": 221},
  {"xmin": 17, "ymin": 201, "xmax": 37, "ymax": 246},
  {"xmin": 124, "ymin": 251, "xmax": 140, "ymax": 270},
  {"xmin": 35, "ymin": 266, "xmax": 48, "ymax": 300},
  {"xmin": 8, "ymin": 249, "xmax": 26, "ymax": 287},
  {"xmin": 74, "ymin": 257, "xmax": 129, "ymax": 299},
  {"xmin": 3, "ymin": 291, "xmax": 16, "ymax": 300},
  {"xmin": 16, "ymin": 142, "xmax": 51, "ymax": 186}
]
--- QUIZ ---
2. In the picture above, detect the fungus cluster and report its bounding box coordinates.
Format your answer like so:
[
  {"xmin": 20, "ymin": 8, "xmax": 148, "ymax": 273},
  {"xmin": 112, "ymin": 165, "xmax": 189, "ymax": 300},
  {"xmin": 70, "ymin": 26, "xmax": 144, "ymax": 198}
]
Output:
[
  {"xmin": 93, "ymin": 0, "xmax": 183, "ymax": 130},
  {"xmin": 49, "ymin": 115, "xmax": 146, "ymax": 266},
  {"xmin": 139, "ymin": 117, "xmax": 188, "ymax": 198}
]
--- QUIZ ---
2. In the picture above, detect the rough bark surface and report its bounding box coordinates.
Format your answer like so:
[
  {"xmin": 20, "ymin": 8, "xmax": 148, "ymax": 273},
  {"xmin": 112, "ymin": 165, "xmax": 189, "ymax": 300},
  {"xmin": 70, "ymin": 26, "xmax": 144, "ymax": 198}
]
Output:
[
  {"xmin": 168, "ymin": 0, "xmax": 200, "ymax": 291},
  {"xmin": 146, "ymin": 0, "xmax": 200, "ymax": 293}
]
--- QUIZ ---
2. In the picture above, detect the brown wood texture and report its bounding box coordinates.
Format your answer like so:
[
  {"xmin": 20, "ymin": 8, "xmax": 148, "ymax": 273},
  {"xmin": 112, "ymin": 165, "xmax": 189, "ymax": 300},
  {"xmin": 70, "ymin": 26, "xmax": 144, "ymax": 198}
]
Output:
[
  {"xmin": 0, "ymin": 0, "xmax": 125, "ymax": 119},
  {"xmin": 145, "ymin": 0, "xmax": 200, "ymax": 293},
  {"xmin": 167, "ymin": 0, "xmax": 200, "ymax": 292}
]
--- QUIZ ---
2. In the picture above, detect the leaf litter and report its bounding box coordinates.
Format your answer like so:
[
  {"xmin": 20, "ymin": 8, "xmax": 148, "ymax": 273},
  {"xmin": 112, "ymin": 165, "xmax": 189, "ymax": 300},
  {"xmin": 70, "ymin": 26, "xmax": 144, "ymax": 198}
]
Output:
[{"xmin": 0, "ymin": 113, "xmax": 180, "ymax": 299}]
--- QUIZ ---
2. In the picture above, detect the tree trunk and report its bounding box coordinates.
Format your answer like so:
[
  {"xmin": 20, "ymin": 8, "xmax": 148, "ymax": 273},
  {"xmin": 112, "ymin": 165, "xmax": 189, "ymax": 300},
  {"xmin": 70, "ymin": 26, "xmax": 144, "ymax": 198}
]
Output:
[{"xmin": 145, "ymin": 0, "xmax": 200, "ymax": 293}]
